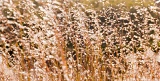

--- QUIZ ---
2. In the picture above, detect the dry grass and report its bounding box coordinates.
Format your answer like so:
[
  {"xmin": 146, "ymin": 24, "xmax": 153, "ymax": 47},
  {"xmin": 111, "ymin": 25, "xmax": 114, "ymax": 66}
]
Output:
[{"xmin": 0, "ymin": 0, "xmax": 160, "ymax": 81}]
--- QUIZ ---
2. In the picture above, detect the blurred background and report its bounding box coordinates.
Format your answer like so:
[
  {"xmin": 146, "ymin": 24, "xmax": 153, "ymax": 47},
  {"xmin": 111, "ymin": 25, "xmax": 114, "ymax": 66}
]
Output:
[{"xmin": 76, "ymin": 0, "xmax": 155, "ymax": 10}]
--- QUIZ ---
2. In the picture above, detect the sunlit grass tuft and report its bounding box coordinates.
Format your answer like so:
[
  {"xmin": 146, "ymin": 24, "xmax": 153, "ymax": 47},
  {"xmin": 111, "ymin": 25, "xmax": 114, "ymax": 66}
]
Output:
[{"xmin": 0, "ymin": 0, "xmax": 160, "ymax": 81}]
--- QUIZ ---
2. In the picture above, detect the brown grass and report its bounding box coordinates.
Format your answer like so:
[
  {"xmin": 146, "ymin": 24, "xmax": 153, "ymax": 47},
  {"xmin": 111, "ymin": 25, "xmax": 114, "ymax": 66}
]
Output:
[{"xmin": 0, "ymin": 0, "xmax": 160, "ymax": 81}]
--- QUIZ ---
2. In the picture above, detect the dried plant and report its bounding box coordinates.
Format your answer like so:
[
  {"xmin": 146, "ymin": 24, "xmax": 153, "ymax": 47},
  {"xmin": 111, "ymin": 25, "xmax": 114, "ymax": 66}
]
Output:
[{"xmin": 0, "ymin": 0, "xmax": 160, "ymax": 81}]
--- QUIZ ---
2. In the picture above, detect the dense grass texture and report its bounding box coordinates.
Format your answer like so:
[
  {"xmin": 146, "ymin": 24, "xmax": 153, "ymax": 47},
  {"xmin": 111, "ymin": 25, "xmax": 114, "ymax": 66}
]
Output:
[{"xmin": 0, "ymin": 0, "xmax": 160, "ymax": 81}]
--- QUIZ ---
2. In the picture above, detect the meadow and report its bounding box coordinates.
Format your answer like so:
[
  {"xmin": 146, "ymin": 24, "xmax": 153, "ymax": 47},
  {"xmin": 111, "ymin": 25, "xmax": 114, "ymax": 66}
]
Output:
[{"xmin": 0, "ymin": 0, "xmax": 160, "ymax": 81}]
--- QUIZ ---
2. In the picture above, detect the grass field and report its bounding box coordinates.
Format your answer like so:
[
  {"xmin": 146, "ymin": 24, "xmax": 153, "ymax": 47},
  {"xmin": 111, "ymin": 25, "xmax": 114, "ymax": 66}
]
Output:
[{"xmin": 0, "ymin": 0, "xmax": 160, "ymax": 81}]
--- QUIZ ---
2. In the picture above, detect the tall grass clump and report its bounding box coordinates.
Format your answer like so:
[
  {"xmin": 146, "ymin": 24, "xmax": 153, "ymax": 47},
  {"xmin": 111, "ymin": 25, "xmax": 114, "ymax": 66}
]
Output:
[{"xmin": 0, "ymin": 0, "xmax": 160, "ymax": 81}]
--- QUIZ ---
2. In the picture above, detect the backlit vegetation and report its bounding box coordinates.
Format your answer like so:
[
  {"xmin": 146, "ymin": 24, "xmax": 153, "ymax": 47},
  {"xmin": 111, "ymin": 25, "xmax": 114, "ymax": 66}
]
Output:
[{"xmin": 0, "ymin": 0, "xmax": 160, "ymax": 81}]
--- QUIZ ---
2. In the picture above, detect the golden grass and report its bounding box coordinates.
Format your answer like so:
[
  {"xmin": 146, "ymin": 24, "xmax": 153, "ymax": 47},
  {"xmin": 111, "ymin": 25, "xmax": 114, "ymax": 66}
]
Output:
[{"xmin": 0, "ymin": 0, "xmax": 160, "ymax": 81}]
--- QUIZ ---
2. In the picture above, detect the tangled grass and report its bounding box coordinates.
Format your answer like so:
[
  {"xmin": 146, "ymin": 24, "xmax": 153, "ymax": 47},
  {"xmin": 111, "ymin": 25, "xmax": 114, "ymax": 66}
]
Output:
[{"xmin": 0, "ymin": 0, "xmax": 160, "ymax": 81}]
